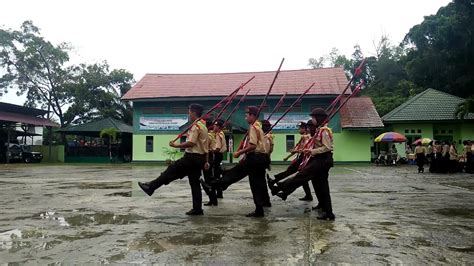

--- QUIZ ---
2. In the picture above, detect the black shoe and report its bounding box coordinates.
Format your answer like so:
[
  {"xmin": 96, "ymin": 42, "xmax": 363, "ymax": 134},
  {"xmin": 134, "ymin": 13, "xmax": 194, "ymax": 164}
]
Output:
[
  {"xmin": 138, "ymin": 182, "xmax": 154, "ymax": 196},
  {"xmin": 204, "ymin": 201, "xmax": 218, "ymax": 206},
  {"xmin": 299, "ymin": 196, "xmax": 313, "ymax": 201},
  {"xmin": 245, "ymin": 211, "xmax": 264, "ymax": 218},
  {"xmin": 269, "ymin": 183, "xmax": 280, "ymax": 196},
  {"xmin": 263, "ymin": 202, "xmax": 272, "ymax": 208},
  {"xmin": 276, "ymin": 192, "xmax": 287, "ymax": 201},
  {"xmin": 186, "ymin": 209, "xmax": 204, "ymax": 215},
  {"xmin": 200, "ymin": 178, "xmax": 213, "ymax": 190},
  {"xmin": 317, "ymin": 212, "xmax": 335, "ymax": 221}
]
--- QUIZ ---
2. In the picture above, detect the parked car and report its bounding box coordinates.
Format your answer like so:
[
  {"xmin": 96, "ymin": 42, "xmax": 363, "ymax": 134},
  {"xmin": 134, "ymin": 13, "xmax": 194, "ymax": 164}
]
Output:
[
  {"xmin": 20, "ymin": 145, "xmax": 43, "ymax": 163},
  {"xmin": 4, "ymin": 143, "xmax": 23, "ymax": 162}
]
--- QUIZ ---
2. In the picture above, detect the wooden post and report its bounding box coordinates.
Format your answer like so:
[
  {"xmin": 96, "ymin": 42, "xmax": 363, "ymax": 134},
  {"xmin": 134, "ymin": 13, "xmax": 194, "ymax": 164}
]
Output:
[{"xmin": 6, "ymin": 124, "xmax": 11, "ymax": 164}]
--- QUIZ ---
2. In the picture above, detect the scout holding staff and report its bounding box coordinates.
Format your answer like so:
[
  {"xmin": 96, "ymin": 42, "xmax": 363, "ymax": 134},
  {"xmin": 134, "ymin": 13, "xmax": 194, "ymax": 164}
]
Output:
[
  {"xmin": 201, "ymin": 119, "xmax": 227, "ymax": 206},
  {"xmin": 136, "ymin": 75, "xmax": 256, "ymax": 215},
  {"xmin": 268, "ymin": 121, "xmax": 314, "ymax": 201},
  {"xmin": 269, "ymin": 108, "xmax": 335, "ymax": 220},
  {"xmin": 207, "ymin": 106, "xmax": 271, "ymax": 217},
  {"xmin": 138, "ymin": 104, "xmax": 209, "ymax": 215}
]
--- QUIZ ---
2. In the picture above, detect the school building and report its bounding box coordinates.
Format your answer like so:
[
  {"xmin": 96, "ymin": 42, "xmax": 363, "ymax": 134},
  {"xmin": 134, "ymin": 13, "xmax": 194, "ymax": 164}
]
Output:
[
  {"xmin": 382, "ymin": 88, "xmax": 474, "ymax": 156},
  {"xmin": 122, "ymin": 68, "xmax": 384, "ymax": 163}
]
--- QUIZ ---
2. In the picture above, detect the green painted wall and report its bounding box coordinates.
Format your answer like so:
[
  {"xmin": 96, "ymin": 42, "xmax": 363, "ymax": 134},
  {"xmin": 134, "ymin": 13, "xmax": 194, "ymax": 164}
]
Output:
[
  {"xmin": 387, "ymin": 122, "xmax": 474, "ymax": 156},
  {"xmin": 32, "ymin": 145, "xmax": 65, "ymax": 163},
  {"xmin": 132, "ymin": 130, "xmax": 373, "ymax": 163},
  {"xmin": 332, "ymin": 130, "xmax": 373, "ymax": 162}
]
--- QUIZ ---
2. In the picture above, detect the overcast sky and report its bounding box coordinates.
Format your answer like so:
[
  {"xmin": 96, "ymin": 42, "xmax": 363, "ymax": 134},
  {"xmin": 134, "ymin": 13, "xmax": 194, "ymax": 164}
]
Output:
[{"xmin": 1, "ymin": 0, "xmax": 451, "ymax": 105}]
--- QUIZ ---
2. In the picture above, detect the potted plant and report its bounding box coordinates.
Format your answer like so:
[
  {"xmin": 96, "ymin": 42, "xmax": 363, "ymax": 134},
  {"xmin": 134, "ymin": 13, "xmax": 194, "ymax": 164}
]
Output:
[{"xmin": 162, "ymin": 147, "xmax": 180, "ymax": 165}]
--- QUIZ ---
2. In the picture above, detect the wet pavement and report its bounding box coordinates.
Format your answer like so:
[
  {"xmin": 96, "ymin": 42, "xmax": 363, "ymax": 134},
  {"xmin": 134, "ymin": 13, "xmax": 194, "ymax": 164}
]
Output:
[{"xmin": 0, "ymin": 164, "xmax": 473, "ymax": 264}]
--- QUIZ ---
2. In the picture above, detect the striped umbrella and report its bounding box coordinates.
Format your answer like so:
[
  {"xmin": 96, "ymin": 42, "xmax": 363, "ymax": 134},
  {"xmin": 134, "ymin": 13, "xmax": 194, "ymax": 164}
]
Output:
[{"xmin": 374, "ymin": 132, "xmax": 407, "ymax": 143}]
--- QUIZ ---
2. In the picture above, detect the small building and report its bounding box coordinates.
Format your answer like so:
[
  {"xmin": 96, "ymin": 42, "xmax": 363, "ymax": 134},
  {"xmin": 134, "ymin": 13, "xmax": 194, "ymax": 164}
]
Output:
[
  {"xmin": 122, "ymin": 68, "xmax": 384, "ymax": 163},
  {"xmin": 382, "ymin": 88, "xmax": 474, "ymax": 156},
  {"xmin": 0, "ymin": 102, "xmax": 59, "ymax": 162},
  {"xmin": 57, "ymin": 117, "xmax": 133, "ymax": 163}
]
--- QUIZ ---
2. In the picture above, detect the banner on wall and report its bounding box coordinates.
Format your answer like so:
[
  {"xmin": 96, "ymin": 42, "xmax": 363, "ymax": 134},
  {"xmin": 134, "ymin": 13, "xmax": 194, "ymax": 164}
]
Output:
[
  {"xmin": 139, "ymin": 116, "xmax": 188, "ymax": 131},
  {"xmin": 264, "ymin": 113, "xmax": 308, "ymax": 130}
]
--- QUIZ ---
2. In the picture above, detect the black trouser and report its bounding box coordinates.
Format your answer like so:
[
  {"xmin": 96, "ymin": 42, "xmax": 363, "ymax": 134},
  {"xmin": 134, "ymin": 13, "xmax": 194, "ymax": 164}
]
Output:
[
  {"xmin": 149, "ymin": 153, "xmax": 205, "ymax": 210},
  {"xmin": 429, "ymin": 153, "xmax": 436, "ymax": 173},
  {"xmin": 203, "ymin": 152, "xmax": 217, "ymax": 204},
  {"xmin": 274, "ymin": 156, "xmax": 312, "ymax": 198},
  {"xmin": 416, "ymin": 153, "xmax": 425, "ymax": 172},
  {"xmin": 311, "ymin": 162, "xmax": 332, "ymax": 215},
  {"xmin": 277, "ymin": 153, "xmax": 333, "ymax": 198},
  {"xmin": 466, "ymin": 152, "xmax": 473, "ymax": 173},
  {"xmin": 218, "ymin": 153, "xmax": 269, "ymax": 209},
  {"xmin": 213, "ymin": 152, "xmax": 224, "ymax": 197}
]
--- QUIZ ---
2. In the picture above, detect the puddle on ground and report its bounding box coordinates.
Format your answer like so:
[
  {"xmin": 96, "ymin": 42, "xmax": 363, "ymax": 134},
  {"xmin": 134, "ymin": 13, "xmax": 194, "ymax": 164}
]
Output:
[
  {"xmin": 57, "ymin": 181, "xmax": 131, "ymax": 190},
  {"xmin": 128, "ymin": 231, "xmax": 167, "ymax": 253},
  {"xmin": 435, "ymin": 208, "xmax": 474, "ymax": 219},
  {"xmin": 448, "ymin": 245, "xmax": 474, "ymax": 253},
  {"xmin": 167, "ymin": 232, "xmax": 224, "ymax": 246},
  {"xmin": 65, "ymin": 212, "xmax": 145, "ymax": 226},
  {"xmin": 353, "ymin": 240, "xmax": 375, "ymax": 247},
  {"xmin": 105, "ymin": 191, "xmax": 132, "ymax": 197},
  {"xmin": 57, "ymin": 230, "xmax": 111, "ymax": 241}
]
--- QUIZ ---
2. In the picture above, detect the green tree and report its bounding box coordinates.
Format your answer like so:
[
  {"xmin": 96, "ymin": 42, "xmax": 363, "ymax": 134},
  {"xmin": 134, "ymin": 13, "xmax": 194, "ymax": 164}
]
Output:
[
  {"xmin": 403, "ymin": 0, "xmax": 474, "ymax": 98},
  {"xmin": 0, "ymin": 21, "xmax": 134, "ymax": 129},
  {"xmin": 100, "ymin": 127, "xmax": 118, "ymax": 161},
  {"xmin": 455, "ymin": 97, "xmax": 474, "ymax": 119}
]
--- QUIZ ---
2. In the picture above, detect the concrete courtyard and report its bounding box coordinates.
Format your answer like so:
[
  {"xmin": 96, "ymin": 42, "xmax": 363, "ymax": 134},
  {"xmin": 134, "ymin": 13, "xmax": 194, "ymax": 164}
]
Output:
[{"xmin": 0, "ymin": 163, "xmax": 473, "ymax": 264}]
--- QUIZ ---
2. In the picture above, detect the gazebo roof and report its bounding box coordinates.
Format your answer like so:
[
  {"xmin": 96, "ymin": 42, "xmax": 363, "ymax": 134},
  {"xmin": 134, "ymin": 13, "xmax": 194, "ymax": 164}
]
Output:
[{"xmin": 57, "ymin": 118, "xmax": 132, "ymax": 136}]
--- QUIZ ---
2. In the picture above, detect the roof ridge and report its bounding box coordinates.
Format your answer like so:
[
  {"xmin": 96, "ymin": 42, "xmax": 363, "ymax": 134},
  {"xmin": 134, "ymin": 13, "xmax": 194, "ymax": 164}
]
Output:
[
  {"xmin": 382, "ymin": 89, "xmax": 431, "ymax": 120},
  {"xmin": 144, "ymin": 67, "xmax": 345, "ymax": 76}
]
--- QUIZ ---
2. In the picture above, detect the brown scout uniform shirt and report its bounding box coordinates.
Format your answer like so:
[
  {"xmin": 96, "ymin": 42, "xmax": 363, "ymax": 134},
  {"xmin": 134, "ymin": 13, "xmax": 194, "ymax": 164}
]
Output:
[
  {"xmin": 311, "ymin": 126, "xmax": 333, "ymax": 156},
  {"xmin": 185, "ymin": 119, "xmax": 209, "ymax": 155},
  {"xmin": 214, "ymin": 131, "xmax": 227, "ymax": 153},
  {"xmin": 244, "ymin": 121, "xmax": 266, "ymax": 154}
]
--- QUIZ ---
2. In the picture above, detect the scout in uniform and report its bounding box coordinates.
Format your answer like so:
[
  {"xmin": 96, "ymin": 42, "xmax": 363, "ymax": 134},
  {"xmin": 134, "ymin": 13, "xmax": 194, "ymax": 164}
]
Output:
[
  {"xmin": 414, "ymin": 142, "xmax": 426, "ymax": 173},
  {"xmin": 269, "ymin": 108, "xmax": 335, "ymax": 221},
  {"xmin": 267, "ymin": 122, "xmax": 313, "ymax": 201},
  {"xmin": 208, "ymin": 106, "xmax": 269, "ymax": 217},
  {"xmin": 202, "ymin": 119, "xmax": 218, "ymax": 206},
  {"xmin": 138, "ymin": 104, "xmax": 209, "ymax": 216},
  {"xmin": 212, "ymin": 119, "xmax": 227, "ymax": 199}
]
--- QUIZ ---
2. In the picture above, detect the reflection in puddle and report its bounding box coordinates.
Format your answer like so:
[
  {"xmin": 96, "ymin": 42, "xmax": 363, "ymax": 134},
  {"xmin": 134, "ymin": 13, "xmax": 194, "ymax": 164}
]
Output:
[
  {"xmin": 435, "ymin": 208, "xmax": 474, "ymax": 219},
  {"xmin": 0, "ymin": 229, "xmax": 22, "ymax": 250},
  {"xmin": 40, "ymin": 211, "xmax": 70, "ymax": 227},
  {"xmin": 65, "ymin": 212, "xmax": 145, "ymax": 226},
  {"xmin": 105, "ymin": 191, "xmax": 132, "ymax": 197}
]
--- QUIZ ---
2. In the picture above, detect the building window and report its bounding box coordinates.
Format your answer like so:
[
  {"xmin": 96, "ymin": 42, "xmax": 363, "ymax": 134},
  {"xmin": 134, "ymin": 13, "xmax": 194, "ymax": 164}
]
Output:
[
  {"xmin": 411, "ymin": 129, "xmax": 415, "ymax": 133},
  {"xmin": 146, "ymin": 136, "xmax": 153, "ymax": 152},
  {"xmin": 277, "ymin": 104, "xmax": 302, "ymax": 113},
  {"xmin": 143, "ymin": 107, "xmax": 165, "ymax": 114},
  {"xmin": 180, "ymin": 136, "xmax": 187, "ymax": 152},
  {"xmin": 172, "ymin": 107, "xmax": 189, "ymax": 114},
  {"xmin": 441, "ymin": 130, "xmax": 446, "ymax": 134},
  {"xmin": 405, "ymin": 129, "xmax": 409, "ymax": 134},
  {"xmin": 417, "ymin": 129, "xmax": 422, "ymax": 133},
  {"xmin": 434, "ymin": 130, "xmax": 439, "ymax": 134},
  {"xmin": 448, "ymin": 130, "xmax": 453, "ymax": 134},
  {"xmin": 286, "ymin": 135, "xmax": 295, "ymax": 152}
]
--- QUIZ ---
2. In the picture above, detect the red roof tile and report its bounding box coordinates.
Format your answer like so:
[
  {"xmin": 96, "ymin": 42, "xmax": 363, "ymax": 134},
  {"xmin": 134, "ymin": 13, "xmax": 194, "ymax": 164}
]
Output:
[
  {"xmin": 122, "ymin": 68, "xmax": 349, "ymax": 100},
  {"xmin": 339, "ymin": 97, "xmax": 384, "ymax": 129}
]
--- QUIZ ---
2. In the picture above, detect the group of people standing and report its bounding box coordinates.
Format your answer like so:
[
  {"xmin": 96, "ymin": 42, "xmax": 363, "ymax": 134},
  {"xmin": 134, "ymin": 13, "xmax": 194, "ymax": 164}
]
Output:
[
  {"xmin": 137, "ymin": 103, "xmax": 335, "ymax": 220},
  {"xmin": 415, "ymin": 140, "xmax": 474, "ymax": 174}
]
